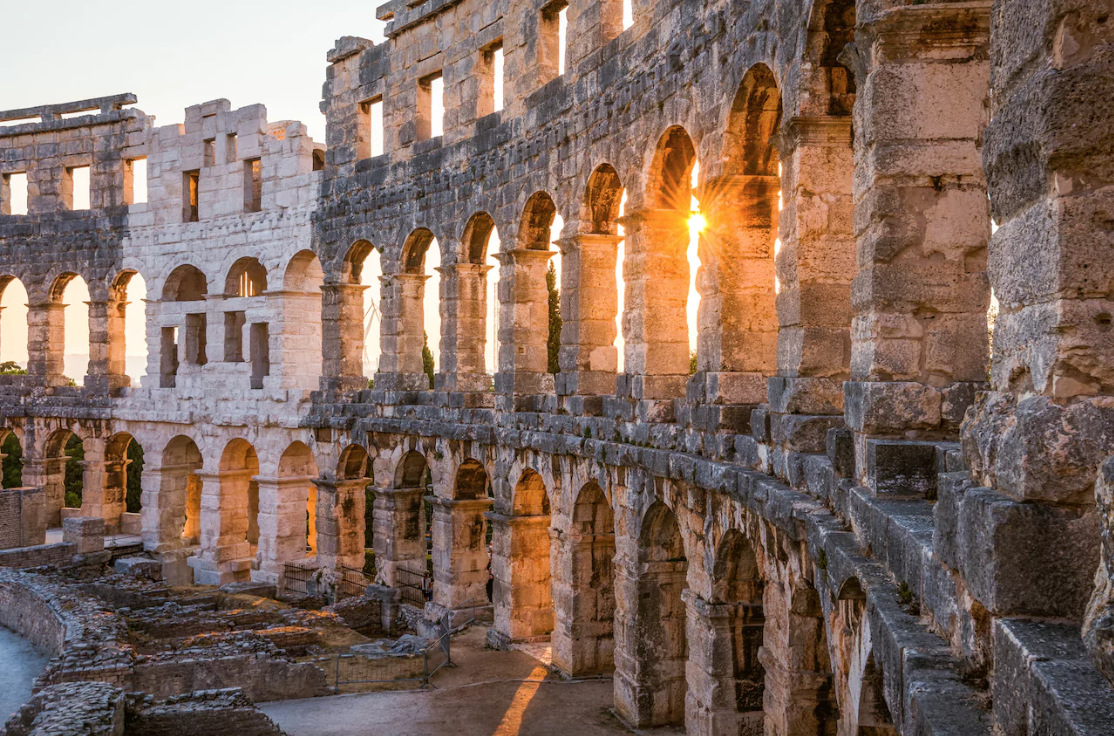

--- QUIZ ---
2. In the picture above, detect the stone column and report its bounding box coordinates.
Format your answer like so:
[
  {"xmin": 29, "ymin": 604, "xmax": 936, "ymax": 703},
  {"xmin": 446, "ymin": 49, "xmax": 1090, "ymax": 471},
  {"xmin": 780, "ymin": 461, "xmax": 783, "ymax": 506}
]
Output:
[
  {"xmin": 372, "ymin": 484, "xmax": 425, "ymax": 586},
  {"xmin": 620, "ymin": 208, "xmax": 690, "ymax": 412},
  {"xmin": 140, "ymin": 463, "xmax": 200, "ymax": 553},
  {"xmin": 487, "ymin": 512, "xmax": 554, "ymax": 647},
  {"xmin": 766, "ymin": 116, "xmax": 855, "ymax": 482},
  {"xmin": 551, "ymin": 525, "xmax": 616, "ymax": 677},
  {"xmin": 847, "ymin": 2, "xmax": 992, "ymax": 494},
  {"xmin": 557, "ymin": 233, "xmax": 621, "ymax": 398},
  {"xmin": 254, "ymin": 475, "xmax": 313, "ymax": 582},
  {"xmin": 314, "ymin": 478, "xmax": 367, "ymax": 571},
  {"xmin": 495, "ymin": 248, "xmax": 555, "ymax": 401},
  {"xmin": 85, "ymin": 298, "xmax": 130, "ymax": 395},
  {"xmin": 319, "ymin": 282, "xmax": 368, "ymax": 393},
  {"xmin": 188, "ymin": 470, "xmax": 252, "ymax": 585},
  {"xmin": 22, "ymin": 453, "xmax": 67, "ymax": 528},
  {"xmin": 612, "ymin": 554, "xmax": 689, "ymax": 728},
  {"xmin": 376, "ymin": 272, "xmax": 430, "ymax": 391},
  {"xmin": 437, "ymin": 262, "xmax": 493, "ymax": 393},
  {"xmin": 26, "ymin": 301, "xmax": 66, "ymax": 387},
  {"xmin": 77, "ymin": 451, "xmax": 127, "ymax": 533},
  {"xmin": 429, "ymin": 496, "xmax": 492, "ymax": 609},
  {"xmin": 684, "ymin": 593, "xmax": 764, "ymax": 736}
]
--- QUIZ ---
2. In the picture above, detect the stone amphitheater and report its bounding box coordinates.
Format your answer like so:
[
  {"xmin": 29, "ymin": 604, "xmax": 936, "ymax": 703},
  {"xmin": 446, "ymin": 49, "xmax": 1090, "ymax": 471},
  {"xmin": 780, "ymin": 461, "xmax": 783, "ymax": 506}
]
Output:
[{"xmin": 1, "ymin": 0, "xmax": 1113, "ymax": 734}]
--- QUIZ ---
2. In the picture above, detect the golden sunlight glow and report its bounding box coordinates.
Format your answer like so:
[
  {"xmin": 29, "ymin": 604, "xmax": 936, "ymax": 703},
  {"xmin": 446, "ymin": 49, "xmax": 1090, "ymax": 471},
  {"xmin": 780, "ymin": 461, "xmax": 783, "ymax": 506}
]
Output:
[
  {"xmin": 688, "ymin": 212, "xmax": 707, "ymax": 235},
  {"xmin": 493, "ymin": 664, "xmax": 549, "ymax": 736},
  {"xmin": 688, "ymin": 162, "xmax": 702, "ymax": 356}
]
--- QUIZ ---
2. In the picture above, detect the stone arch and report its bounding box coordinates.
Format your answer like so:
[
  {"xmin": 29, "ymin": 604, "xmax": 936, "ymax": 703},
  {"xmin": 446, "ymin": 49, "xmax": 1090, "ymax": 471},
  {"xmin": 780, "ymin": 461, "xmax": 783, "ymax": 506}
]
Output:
[
  {"xmin": 0, "ymin": 275, "xmax": 29, "ymax": 371},
  {"xmin": 0, "ymin": 426, "xmax": 24, "ymax": 491},
  {"xmin": 554, "ymin": 480, "xmax": 616, "ymax": 676},
  {"xmin": 270, "ymin": 441, "xmax": 319, "ymax": 567},
  {"xmin": 374, "ymin": 449, "xmax": 431, "ymax": 596},
  {"xmin": 427, "ymin": 457, "xmax": 492, "ymax": 608},
  {"xmin": 492, "ymin": 468, "xmax": 555, "ymax": 645},
  {"xmin": 283, "ymin": 249, "xmax": 325, "ymax": 291},
  {"xmin": 149, "ymin": 434, "xmax": 203, "ymax": 551},
  {"xmin": 40, "ymin": 427, "xmax": 83, "ymax": 527},
  {"xmin": 856, "ymin": 654, "xmax": 897, "ymax": 735},
  {"xmin": 337, "ymin": 443, "xmax": 370, "ymax": 481},
  {"xmin": 342, "ymin": 240, "xmax": 378, "ymax": 285},
  {"xmin": 518, "ymin": 192, "xmax": 558, "ymax": 251},
  {"xmin": 461, "ymin": 212, "xmax": 497, "ymax": 264},
  {"xmin": 401, "ymin": 228, "xmax": 437, "ymax": 274},
  {"xmin": 278, "ymin": 250, "xmax": 324, "ymax": 388},
  {"xmin": 454, "ymin": 457, "xmax": 488, "ymax": 500},
  {"xmin": 218, "ymin": 438, "xmax": 261, "ymax": 563},
  {"xmin": 162, "ymin": 264, "xmax": 208, "ymax": 302},
  {"xmin": 395, "ymin": 450, "xmax": 431, "ymax": 489},
  {"xmin": 585, "ymin": 163, "xmax": 624, "ymax": 236},
  {"xmin": 621, "ymin": 500, "xmax": 689, "ymax": 727},
  {"xmin": 103, "ymin": 431, "xmax": 143, "ymax": 526},
  {"xmin": 224, "ymin": 256, "xmax": 268, "ymax": 297},
  {"xmin": 48, "ymin": 272, "xmax": 90, "ymax": 384},
  {"xmin": 332, "ymin": 240, "xmax": 380, "ymax": 382},
  {"xmin": 382, "ymin": 229, "xmax": 438, "ymax": 385}
]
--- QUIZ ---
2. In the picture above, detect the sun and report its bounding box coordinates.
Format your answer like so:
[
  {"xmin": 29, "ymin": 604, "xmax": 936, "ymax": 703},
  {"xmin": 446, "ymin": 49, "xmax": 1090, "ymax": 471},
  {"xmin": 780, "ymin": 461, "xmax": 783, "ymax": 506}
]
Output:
[{"xmin": 688, "ymin": 212, "xmax": 707, "ymax": 235}]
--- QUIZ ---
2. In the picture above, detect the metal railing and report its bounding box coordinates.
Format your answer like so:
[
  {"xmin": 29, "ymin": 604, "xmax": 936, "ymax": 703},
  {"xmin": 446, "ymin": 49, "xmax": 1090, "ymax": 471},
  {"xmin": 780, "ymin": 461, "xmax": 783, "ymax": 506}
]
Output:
[
  {"xmin": 396, "ymin": 565, "xmax": 432, "ymax": 607},
  {"xmin": 281, "ymin": 560, "xmax": 367, "ymax": 601}
]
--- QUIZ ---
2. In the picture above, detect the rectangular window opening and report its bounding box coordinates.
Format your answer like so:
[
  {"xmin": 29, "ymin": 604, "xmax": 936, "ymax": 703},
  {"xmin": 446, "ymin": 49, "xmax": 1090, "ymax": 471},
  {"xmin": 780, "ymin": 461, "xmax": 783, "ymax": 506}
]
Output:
[
  {"xmin": 418, "ymin": 72, "xmax": 444, "ymax": 141},
  {"xmin": 203, "ymin": 138, "xmax": 216, "ymax": 168},
  {"xmin": 480, "ymin": 42, "xmax": 505, "ymax": 117},
  {"xmin": 160, "ymin": 326, "xmax": 179, "ymax": 388},
  {"xmin": 250, "ymin": 322, "xmax": 270, "ymax": 389},
  {"xmin": 358, "ymin": 97, "xmax": 384, "ymax": 159},
  {"xmin": 183, "ymin": 170, "xmax": 199, "ymax": 222},
  {"xmin": 244, "ymin": 158, "xmax": 262, "ymax": 213},
  {"xmin": 224, "ymin": 311, "xmax": 246, "ymax": 362},
  {"xmin": 185, "ymin": 313, "xmax": 207, "ymax": 366},
  {"xmin": 69, "ymin": 165, "xmax": 91, "ymax": 211},
  {"xmin": 541, "ymin": 1, "xmax": 570, "ymax": 81},
  {"xmin": 623, "ymin": 0, "xmax": 634, "ymax": 29},
  {"xmin": 127, "ymin": 159, "xmax": 147, "ymax": 205},
  {"xmin": 2, "ymin": 173, "xmax": 28, "ymax": 216}
]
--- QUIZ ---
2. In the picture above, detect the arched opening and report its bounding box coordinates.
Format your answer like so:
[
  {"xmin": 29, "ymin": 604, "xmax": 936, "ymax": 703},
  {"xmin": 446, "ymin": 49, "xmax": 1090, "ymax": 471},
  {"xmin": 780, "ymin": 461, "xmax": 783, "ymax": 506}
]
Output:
[
  {"xmin": 857, "ymin": 655, "xmax": 897, "ymax": 735},
  {"xmin": 707, "ymin": 530, "xmax": 765, "ymax": 732},
  {"xmin": 219, "ymin": 439, "xmax": 261, "ymax": 564},
  {"xmin": 635, "ymin": 126, "xmax": 699, "ymax": 385},
  {"xmin": 697, "ymin": 64, "xmax": 781, "ymax": 383},
  {"xmin": 280, "ymin": 250, "xmax": 325, "ymax": 387},
  {"xmin": 428, "ymin": 458, "xmax": 491, "ymax": 608},
  {"xmin": 555, "ymin": 480, "xmax": 615, "ymax": 676},
  {"xmin": 0, "ymin": 277, "xmax": 29, "ymax": 373},
  {"xmin": 162, "ymin": 264, "xmax": 208, "ymax": 302},
  {"xmin": 52, "ymin": 273, "xmax": 90, "ymax": 385},
  {"xmin": 224, "ymin": 257, "xmax": 268, "ymax": 298},
  {"xmin": 632, "ymin": 501, "xmax": 688, "ymax": 726},
  {"xmin": 383, "ymin": 450, "xmax": 434, "ymax": 604},
  {"xmin": 105, "ymin": 432, "xmax": 144, "ymax": 534},
  {"xmin": 343, "ymin": 240, "xmax": 382, "ymax": 383},
  {"xmin": 334, "ymin": 444, "xmax": 374, "ymax": 577},
  {"xmin": 459, "ymin": 212, "xmax": 500, "ymax": 376},
  {"xmin": 1, "ymin": 430, "xmax": 24, "ymax": 489},
  {"xmin": 495, "ymin": 469, "xmax": 554, "ymax": 642},
  {"xmin": 277, "ymin": 442, "xmax": 320, "ymax": 566},
  {"xmin": 158, "ymin": 435, "xmax": 203, "ymax": 547},
  {"xmin": 112, "ymin": 271, "xmax": 149, "ymax": 383},
  {"xmin": 41, "ymin": 429, "xmax": 81, "ymax": 527},
  {"xmin": 394, "ymin": 229, "xmax": 440, "ymax": 387},
  {"xmin": 502, "ymin": 192, "xmax": 561, "ymax": 380}
]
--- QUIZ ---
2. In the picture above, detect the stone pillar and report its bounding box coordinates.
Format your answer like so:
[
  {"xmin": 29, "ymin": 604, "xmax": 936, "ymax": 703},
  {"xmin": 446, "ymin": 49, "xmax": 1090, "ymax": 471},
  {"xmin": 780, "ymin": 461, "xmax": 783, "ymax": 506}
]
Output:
[
  {"xmin": 487, "ymin": 512, "xmax": 553, "ymax": 647},
  {"xmin": 964, "ymin": 0, "xmax": 1114, "ymax": 676},
  {"xmin": 848, "ymin": 2, "xmax": 992, "ymax": 493},
  {"xmin": 551, "ymin": 525, "xmax": 616, "ymax": 677},
  {"xmin": 319, "ymin": 282, "xmax": 368, "ymax": 393},
  {"xmin": 557, "ymin": 233, "xmax": 621, "ymax": 397},
  {"xmin": 314, "ymin": 478, "xmax": 367, "ymax": 571},
  {"xmin": 429, "ymin": 496, "xmax": 492, "ymax": 609},
  {"xmin": 141, "ymin": 463, "xmax": 200, "ymax": 553},
  {"xmin": 371, "ymin": 484, "xmax": 425, "ymax": 586},
  {"xmin": 495, "ymin": 248, "xmax": 555, "ymax": 399},
  {"xmin": 254, "ymin": 475, "xmax": 313, "ymax": 583},
  {"xmin": 85, "ymin": 298, "xmax": 130, "ymax": 395},
  {"xmin": 26, "ymin": 301, "xmax": 66, "ymax": 386},
  {"xmin": 621, "ymin": 208, "xmax": 690, "ymax": 409},
  {"xmin": 764, "ymin": 116, "xmax": 855, "ymax": 483},
  {"xmin": 77, "ymin": 452, "xmax": 127, "ymax": 533},
  {"xmin": 22, "ymin": 454, "xmax": 67, "ymax": 528},
  {"xmin": 684, "ymin": 592, "xmax": 765, "ymax": 736},
  {"xmin": 376, "ymin": 272, "xmax": 430, "ymax": 391},
  {"xmin": 188, "ymin": 470, "xmax": 252, "ymax": 585},
  {"xmin": 612, "ymin": 554, "xmax": 689, "ymax": 728},
  {"xmin": 437, "ymin": 262, "xmax": 493, "ymax": 393}
]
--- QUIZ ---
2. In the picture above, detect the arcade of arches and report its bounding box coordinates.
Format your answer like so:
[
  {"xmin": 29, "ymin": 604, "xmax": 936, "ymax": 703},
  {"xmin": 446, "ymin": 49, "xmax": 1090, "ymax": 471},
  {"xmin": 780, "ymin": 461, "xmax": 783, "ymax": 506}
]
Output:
[{"xmin": 0, "ymin": 0, "xmax": 1112, "ymax": 734}]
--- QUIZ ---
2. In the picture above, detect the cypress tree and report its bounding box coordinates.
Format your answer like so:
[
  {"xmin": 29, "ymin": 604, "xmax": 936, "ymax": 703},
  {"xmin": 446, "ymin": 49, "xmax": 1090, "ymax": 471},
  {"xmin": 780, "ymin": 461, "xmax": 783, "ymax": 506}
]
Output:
[
  {"xmin": 547, "ymin": 261, "xmax": 562, "ymax": 374},
  {"xmin": 422, "ymin": 331, "xmax": 435, "ymax": 389}
]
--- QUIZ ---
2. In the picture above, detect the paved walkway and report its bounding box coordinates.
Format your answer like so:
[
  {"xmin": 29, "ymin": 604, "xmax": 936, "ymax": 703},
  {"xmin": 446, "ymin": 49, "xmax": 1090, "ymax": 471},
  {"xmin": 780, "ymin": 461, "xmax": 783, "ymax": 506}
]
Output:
[
  {"xmin": 0, "ymin": 626, "xmax": 48, "ymax": 725},
  {"xmin": 262, "ymin": 627, "xmax": 683, "ymax": 736}
]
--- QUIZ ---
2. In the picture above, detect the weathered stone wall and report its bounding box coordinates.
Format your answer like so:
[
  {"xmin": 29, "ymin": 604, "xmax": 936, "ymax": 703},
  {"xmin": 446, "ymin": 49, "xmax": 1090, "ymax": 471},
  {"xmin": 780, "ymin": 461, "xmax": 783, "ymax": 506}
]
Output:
[{"xmin": 0, "ymin": 0, "xmax": 1112, "ymax": 733}]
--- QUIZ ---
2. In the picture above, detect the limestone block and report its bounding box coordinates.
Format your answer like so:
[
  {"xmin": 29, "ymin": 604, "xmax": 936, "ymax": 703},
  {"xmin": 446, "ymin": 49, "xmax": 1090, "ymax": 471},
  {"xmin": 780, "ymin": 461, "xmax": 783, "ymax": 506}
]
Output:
[
  {"xmin": 1084, "ymin": 456, "xmax": 1114, "ymax": 685},
  {"xmin": 63, "ymin": 516, "xmax": 105, "ymax": 554},
  {"xmin": 864, "ymin": 440, "xmax": 938, "ymax": 498}
]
